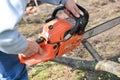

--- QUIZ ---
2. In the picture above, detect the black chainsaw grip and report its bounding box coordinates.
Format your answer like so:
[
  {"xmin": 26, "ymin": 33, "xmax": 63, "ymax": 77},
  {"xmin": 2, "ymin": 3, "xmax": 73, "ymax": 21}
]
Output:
[
  {"xmin": 46, "ymin": 4, "xmax": 89, "ymax": 34},
  {"xmin": 76, "ymin": 4, "xmax": 89, "ymax": 34}
]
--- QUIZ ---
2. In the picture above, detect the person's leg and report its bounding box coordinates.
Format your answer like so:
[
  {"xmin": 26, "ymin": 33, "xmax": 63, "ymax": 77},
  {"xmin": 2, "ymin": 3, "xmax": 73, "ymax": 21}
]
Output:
[{"xmin": 0, "ymin": 51, "xmax": 28, "ymax": 80}]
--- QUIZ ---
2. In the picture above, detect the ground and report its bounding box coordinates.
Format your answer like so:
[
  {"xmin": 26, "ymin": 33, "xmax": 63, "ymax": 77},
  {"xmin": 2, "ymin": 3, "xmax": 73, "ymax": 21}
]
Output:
[{"xmin": 18, "ymin": 0, "xmax": 120, "ymax": 80}]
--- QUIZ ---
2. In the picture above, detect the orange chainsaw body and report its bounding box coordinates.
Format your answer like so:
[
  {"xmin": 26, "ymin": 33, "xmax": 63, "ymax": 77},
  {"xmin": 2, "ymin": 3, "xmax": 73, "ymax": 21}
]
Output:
[{"xmin": 19, "ymin": 18, "xmax": 83, "ymax": 66}]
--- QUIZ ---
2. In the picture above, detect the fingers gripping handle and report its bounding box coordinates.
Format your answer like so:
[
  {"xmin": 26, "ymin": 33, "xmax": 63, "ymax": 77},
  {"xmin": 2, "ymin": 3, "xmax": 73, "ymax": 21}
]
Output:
[{"xmin": 18, "ymin": 38, "xmax": 45, "ymax": 65}]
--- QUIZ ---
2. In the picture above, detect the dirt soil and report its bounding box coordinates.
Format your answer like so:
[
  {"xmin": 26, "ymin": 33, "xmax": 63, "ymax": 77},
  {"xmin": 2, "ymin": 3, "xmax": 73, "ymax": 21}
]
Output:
[{"xmin": 19, "ymin": 0, "xmax": 120, "ymax": 80}]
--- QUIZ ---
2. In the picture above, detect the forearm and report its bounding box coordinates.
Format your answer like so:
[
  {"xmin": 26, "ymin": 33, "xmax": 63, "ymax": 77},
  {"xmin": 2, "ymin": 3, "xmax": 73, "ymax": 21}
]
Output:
[
  {"xmin": 27, "ymin": 0, "xmax": 67, "ymax": 6},
  {"xmin": 39, "ymin": 0, "xmax": 67, "ymax": 5}
]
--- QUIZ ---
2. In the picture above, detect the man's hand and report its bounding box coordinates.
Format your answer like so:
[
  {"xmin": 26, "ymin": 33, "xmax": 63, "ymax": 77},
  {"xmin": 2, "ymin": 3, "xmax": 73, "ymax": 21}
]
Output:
[
  {"xmin": 21, "ymin": 39, "xmax": 43, "ymax": 58},
  {"xmin": 64, "ymin": 0, "xmax": 80, "ymax": 18}
]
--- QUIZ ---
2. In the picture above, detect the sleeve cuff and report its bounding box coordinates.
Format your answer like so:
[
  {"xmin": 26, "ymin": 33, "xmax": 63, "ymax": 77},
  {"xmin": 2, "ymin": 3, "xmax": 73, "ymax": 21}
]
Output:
[
  {"xmin": 60, "ymin": 0, "xmax": 67, "ymax": 5},
  {"xmin": 38, "ymin": 0, "xmax": 68, "ymax": 5}
]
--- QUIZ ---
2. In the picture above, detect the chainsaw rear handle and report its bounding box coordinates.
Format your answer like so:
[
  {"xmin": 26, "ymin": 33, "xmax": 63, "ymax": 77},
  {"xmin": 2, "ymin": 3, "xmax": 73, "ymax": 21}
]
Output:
[{"xmin": 46, "ymin": 4, "xmax": 89, "ymax": 35}]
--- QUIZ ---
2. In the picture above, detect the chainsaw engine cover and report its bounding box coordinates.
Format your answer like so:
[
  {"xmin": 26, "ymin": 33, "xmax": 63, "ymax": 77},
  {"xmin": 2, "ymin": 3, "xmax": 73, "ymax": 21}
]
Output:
[
  {"xmin": 42, "ymin": 18, "xmax": 73, "ymax": 43},
  {"xmin": 40, "ymin": 18, "xmax": 83, "ymax": 57}
]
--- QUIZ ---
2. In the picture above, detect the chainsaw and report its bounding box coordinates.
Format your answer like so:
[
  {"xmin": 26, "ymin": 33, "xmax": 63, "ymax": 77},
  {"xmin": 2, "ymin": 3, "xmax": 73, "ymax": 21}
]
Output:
[{"xmin": 19, "ymin": 4, "xmax": 120, "ymax": 66}]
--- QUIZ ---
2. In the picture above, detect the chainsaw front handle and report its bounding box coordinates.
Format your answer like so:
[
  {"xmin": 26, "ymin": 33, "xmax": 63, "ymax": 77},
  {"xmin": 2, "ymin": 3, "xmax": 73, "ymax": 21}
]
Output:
[{"xmin": 50, "ymin": 4, "xmax": 89, "ymax": 34}]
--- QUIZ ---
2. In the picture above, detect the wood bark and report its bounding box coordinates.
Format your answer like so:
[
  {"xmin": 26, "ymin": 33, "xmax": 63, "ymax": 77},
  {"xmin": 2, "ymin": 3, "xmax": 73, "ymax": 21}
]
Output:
[{"xmin": 95, "ymin": 60, "xmax": 120, "ymax": 77}]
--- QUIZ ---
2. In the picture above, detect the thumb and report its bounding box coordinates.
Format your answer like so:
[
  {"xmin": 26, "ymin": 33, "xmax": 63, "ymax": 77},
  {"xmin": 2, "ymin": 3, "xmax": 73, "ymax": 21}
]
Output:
[
  {"xmin": 38, "ymin": 47, "xmax": 44, "ymax": 55},
  {"xmin": 74, "ymin": 5, "xmax": 80, "ymax": 17},
  {"xmin": 71, "ymin": 8, "xmax": 80, "ymax": 18}
]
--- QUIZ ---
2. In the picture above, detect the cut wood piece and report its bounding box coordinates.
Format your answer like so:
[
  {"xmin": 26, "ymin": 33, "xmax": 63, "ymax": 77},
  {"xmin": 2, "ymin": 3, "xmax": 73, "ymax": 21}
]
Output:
[
  {"xmin": 118, "ymin": 58, "xmax": 120, "ymax": 62},
  {"xmin": 95, "ymin": 60, "xmax": 120, "ymax": 78}
]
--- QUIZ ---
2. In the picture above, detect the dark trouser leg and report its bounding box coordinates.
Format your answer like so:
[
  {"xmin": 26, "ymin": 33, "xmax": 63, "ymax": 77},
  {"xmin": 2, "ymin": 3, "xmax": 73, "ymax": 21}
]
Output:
[{"xmin": 0, "ymin": 51, "xmax": 28, "ymax": 80}]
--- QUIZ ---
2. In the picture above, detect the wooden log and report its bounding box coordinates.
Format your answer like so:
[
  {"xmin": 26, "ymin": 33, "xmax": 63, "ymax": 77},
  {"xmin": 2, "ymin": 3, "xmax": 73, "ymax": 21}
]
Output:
[
  {"xmin": 118, "ymin": 58, "xmax": 120, "ymax": 62},
  {"xmin": 52, "ymin": 56, "xmax": 120, "ymax": 78},
  {"xmin": 95, "ymin": 60, "xmax": 120, "ymax": 78},
  {"xmin": 53, "ymin": 57, "xmax": 96, "ymax": 71}
]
